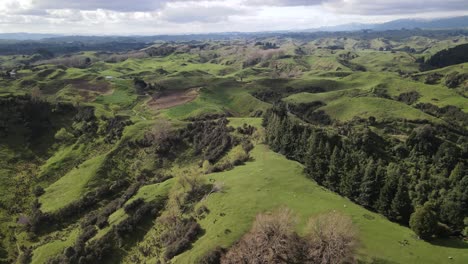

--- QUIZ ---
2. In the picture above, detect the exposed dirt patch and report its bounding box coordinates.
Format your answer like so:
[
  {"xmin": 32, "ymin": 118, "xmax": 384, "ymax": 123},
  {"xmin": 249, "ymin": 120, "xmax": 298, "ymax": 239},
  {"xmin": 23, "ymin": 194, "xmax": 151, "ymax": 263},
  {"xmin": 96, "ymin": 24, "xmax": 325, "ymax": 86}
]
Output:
[
  {"xmin": 67, "ymin": 79, "xmax": 111, "ymax": 93},
  {"xmin": 148, "ymin": 88, "xmax": 200, "ymax": 110}
]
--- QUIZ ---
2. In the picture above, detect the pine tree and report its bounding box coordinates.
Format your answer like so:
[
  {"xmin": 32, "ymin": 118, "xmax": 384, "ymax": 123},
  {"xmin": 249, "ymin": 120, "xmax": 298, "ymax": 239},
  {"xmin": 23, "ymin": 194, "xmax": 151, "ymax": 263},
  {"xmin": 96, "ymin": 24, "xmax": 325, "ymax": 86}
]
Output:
[
  {"xmin": 449, "ymin": 162, "xmax": 465, "ymax": 184},
  {"xmin": 390, "ymin": 175, "xmax": 413, "ymax": 224},
  {"xmin": 340, "ymin": 166, "xmax": 361, "ymax": 200},
  {"xmin": 325, "ymin": 146, "xmax": 342, "ymax": 191},
  {"xmin": 376, "ymin": 163, "xmax": 399, "ymax": 216},
  {"xmin": 358, "ymin": 158, "xmax": 377, "ymax": 208}
]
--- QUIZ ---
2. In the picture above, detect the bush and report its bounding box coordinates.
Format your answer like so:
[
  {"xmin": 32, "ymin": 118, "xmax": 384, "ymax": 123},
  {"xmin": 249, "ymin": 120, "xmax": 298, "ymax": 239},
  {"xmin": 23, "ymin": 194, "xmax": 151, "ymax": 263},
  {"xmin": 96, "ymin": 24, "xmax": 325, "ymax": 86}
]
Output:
[
  {"xmin": 410, "ymin": 203, "xmax": 439, "ymax": 240},
  {"xmin": 54, "ymin": 128, "xmax": 74, "ymax": 142},
  {"xmin": 161, "ymin": 217, "xmax": 202, "ymax": 260},
  {"xmin": 221, "ymin": 208, "xmax": 305, "ymax": 264},
  {"xmin": 33, "ymin": 186, "xmax": 45, "ymax": 197},
  {"xmin": 445, "ymin": 72, "xmax": 468, "ymax": 88},
  {"xmin": 124, "ymin": 198, "xmax": 145, "ymax": 214},
  {"xmin": 230, "ymin": 146, "xmax": 249, "ymax": 166},
  {"xmin": 306, "ymin": 212, "xmax": 358, "ymax": 264},
  {"xmin": 197, "ymin": 247, "xmax": 225, "ymax": 264},
  {"xmin": 462, "ymin": 217, "xmax": 468, "ymax": 237},
  {"xmin": 424, "ymin": 73, "xmax": 443, "ymax": 85},
  {"xmin": 221, "ymin": 209, "xmax": 358, "ymax": 264},
  {"xmin": 202, "ymin": 160, "xmax": 214, "ymax": 174},
  {"xmin": 396, "ymin": 91, "xmax": 420, "ymax": 105}
]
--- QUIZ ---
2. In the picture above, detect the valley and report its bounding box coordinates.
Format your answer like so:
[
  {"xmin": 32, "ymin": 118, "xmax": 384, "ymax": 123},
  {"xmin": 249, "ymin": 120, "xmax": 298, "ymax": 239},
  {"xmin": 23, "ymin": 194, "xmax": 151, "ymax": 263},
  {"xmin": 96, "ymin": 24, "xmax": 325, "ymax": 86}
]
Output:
[{"xmin": 0, "ymin": 29, "xmax": 467, "ymax": 264}]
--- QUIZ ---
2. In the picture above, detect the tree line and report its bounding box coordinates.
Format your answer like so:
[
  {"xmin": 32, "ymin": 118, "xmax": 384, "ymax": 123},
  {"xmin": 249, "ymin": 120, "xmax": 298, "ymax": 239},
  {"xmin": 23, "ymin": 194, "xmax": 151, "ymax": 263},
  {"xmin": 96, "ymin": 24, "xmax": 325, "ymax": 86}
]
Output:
[{"xmin": 263, "ymin": 104, "xmax": 467, "ymax": 239}]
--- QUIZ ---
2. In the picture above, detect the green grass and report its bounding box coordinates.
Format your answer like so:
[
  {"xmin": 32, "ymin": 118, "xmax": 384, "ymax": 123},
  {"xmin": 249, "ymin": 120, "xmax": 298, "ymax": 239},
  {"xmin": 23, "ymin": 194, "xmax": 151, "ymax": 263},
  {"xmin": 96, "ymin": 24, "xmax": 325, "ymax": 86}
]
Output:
[
  {"xmin": 162, "ymin": 79, "xmax": 269, "ymax": 119},
  {"xmin": 94, "ymin": 79, "xmax": 137, "ymax": 108},
  {"xmin": 39, "ymin": 154, "xmax": 106, "ymax": 213},
  {"xmin": 174, "ymin": 144, "xmax": 468, "ymax": 264},
  {"xmin": 351, "ymin": 51, "xmax": 420, "ymax": 73},
  {"xmin": 320, "ymin": 96, "xmax": 442, "ymax": 122},
  {"xmin": 228, "ymin": 117, "xmax": 263, "ymax": 129},
  {"xmin": 31, "ymin": 227, "xmax": 80, "ymax": 264},
  {"xmin": 93, "ymin": 179, "xmax": 174, "ymax": 240}
]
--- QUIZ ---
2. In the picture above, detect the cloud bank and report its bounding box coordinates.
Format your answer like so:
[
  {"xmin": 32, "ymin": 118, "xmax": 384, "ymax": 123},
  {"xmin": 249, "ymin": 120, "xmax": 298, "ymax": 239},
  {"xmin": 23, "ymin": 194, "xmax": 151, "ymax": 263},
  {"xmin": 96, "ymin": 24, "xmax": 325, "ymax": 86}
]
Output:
[{"xmin": 0, "ymin": 0, "xmax": 466, "ymax": 34}]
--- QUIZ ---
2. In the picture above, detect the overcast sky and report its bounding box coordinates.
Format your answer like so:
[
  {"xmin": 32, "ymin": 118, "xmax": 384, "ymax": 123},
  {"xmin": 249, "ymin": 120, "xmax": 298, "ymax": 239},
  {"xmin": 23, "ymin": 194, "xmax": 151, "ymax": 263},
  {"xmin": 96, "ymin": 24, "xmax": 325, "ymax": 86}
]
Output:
[{"xmin": 0, "ymin": 0, "xmax": 467, "ymax": 35}]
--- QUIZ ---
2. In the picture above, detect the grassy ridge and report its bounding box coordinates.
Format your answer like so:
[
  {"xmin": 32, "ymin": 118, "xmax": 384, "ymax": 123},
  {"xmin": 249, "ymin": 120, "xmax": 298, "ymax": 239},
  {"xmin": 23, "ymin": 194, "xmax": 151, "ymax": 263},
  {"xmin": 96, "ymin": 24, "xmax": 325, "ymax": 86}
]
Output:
[{"xmin": 175, "ymin": 144, "xmax": 468, "ymax": 264}]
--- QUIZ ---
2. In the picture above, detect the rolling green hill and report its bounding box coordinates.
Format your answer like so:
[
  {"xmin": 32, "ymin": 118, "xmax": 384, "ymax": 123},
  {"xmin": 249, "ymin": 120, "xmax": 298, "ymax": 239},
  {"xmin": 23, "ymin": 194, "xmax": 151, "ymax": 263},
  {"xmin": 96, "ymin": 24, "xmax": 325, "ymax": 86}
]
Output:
[{"xmin": 0, "ymin": 31, "xmax": 467, "ymax": 264}]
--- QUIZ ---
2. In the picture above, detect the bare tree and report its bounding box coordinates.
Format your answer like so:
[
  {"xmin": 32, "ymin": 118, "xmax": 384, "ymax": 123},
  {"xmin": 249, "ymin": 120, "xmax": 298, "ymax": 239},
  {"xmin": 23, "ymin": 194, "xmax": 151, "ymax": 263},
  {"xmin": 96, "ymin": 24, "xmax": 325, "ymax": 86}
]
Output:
[
  {"xmin": 221, "ymin": 209, "xmax": 358, "ymax": 264},
  {"xmin": 222, "ymin": 208, "xmax": 306, "ymax": 264},
  {"xmin": 306, "ymin": 211, "xmax": 358, "ymax": 264}
]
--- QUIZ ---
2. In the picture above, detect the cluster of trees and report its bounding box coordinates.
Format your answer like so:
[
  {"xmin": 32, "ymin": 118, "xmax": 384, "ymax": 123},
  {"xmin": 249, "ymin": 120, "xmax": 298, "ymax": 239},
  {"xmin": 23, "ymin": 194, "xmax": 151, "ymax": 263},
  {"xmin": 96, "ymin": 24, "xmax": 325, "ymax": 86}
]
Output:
[
  {"xmin": 47, "ymin": 198, "xmax": 165, "ymax": 264},
  {"xmin": 289, "ymin": 101, "xmax": 332, "ymax": 125},
  {"xmin": 0, "ymin": 95, "xmax": 76, "ymax": 144},
  {"xmin": 263, "ymin": 105, "xmax": 467, "ymax": 238},
  {"xmin": 102, "ymin": 116, "xmax": 133, "ymax": 143},
  {"xmin": 182, "ymin": 118, "xmax": 234, "ymax": 163},
  {"xmin": 133, "ymin": 77, "xmax": 166, "ymax": 96},
  {"xmin": 28, "ymin": 180, "xmax": 129, "ymax": 236},
  {"xmin": 37, "ymin": 56, "xmax": 92, "ymax": 68},
  {"xmin": 426, "ymin": 43, "xmax": 468, "ymax": 68},
  {"xmin": 251, "ymin": 85, "xmax": 325, "ymax": 104},
  {"xmin": 198, "ymin": 208, "xmax": 357, "ymax": 264},
  {"xmin": 145, "ymin": 45, "xmax": 177, "ymax": 57},
  {"xmin": 397, "ymin": 91, "xmax": 420, "ymax": 105},
  {"xmin": 254, "ymin": 41, "xmax": 279, "ymax": 50},
  {"xmin": 243, "ymin": 49, "xmax": 286, "ymax": 68},
  {"xmin": 444, "ymin": 71, "xmax": 468, "ymax": 88},
  {"xmin": 415, "ymin": 103, "xmax": 468, "ymax": 128},
  {"xmin": 424, "ymin": 73, "xmax": 443, "ymax": 85}
]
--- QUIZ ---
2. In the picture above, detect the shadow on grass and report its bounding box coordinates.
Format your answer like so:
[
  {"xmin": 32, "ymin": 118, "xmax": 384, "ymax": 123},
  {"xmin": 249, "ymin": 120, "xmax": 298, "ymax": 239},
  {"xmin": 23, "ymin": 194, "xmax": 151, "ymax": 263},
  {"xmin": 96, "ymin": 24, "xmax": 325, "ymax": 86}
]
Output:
[
  {"xmin": 429, "ymin": 237, "xmax": 468, "ymax": 249},
  {"xmin": 358, "ymin": 257, "xmax": 399, "ymax": 264}
]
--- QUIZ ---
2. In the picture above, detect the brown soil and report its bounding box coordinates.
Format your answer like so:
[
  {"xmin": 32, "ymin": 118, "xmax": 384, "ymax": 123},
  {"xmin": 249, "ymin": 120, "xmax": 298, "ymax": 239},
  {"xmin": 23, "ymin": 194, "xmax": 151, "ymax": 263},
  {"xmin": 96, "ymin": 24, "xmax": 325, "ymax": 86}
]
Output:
[
  {"xmin": 148, "ymin": 88, "xmax": 200, "ymax": 110},
  {"xmin": 67, "ymin": 79, "xmax": 111, "ymax": 93}
]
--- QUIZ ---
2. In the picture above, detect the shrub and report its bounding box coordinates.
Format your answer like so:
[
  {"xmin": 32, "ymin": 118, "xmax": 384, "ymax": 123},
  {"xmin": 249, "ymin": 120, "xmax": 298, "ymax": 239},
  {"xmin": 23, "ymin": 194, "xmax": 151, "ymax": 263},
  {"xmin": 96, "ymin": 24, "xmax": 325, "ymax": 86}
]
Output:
[
  {"xmin": 222, "ymin": 209, "xmax": 358, "ymax": 264},
  {"xmin": 54, "ymin": 128, "xmax": 74, "ymax": 142},
  {"xmin": 462, "ymin": 217, "xmax": 468, "ymax": 237},
  {"xmin": 222, "ymin": 208, "xmax": 305, "ymax": 264},
  {"xmin": 397, "ymin": 91, "xmax": 420, "ymax": 105},
  {"xmin": 33, "ymin": 186, "xmax": 45, "ymax": 197},
  {"xmin": 197, "ymin": 247, "xmax": 225, "ymax": 264},
  {"xmin": 124, "ymin": 198, "xmax": 145, "ymax": 214},
  {"xmin": 410, "ymin": 203, "xmax": 439, "ymax": 240},
  {"xmin": 230, "ymin": 147, "xmax": 249, "ymax": 166},
  {"xmin": 306, "ymin": 212, "xmax": 358, "ymax": 264},
  {"xmin": 202, "ymin": 160, "xmax": 214, "ymax": 174},
  {"xmin": 160, "ymin": 217, "xmax": 202, "ymax": 260}
]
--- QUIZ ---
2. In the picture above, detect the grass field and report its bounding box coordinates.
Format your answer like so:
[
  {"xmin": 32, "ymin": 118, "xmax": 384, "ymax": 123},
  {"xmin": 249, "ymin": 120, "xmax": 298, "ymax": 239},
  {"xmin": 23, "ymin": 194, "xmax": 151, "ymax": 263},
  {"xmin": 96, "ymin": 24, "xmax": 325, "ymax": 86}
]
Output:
[
  {"xmin": 31, "ymin": 227, "xmax": 80, "ymax": 264},
  {"xmin": 175, "ymin": 144, "xmax": 468, "ymax": 264},
  {"xmin": 39, "ymin": 154, "xmax": 107, "ymax": 212},
  {"xmin": 2, "ymin": 34, "xmax": 468, "ymax": 264}
]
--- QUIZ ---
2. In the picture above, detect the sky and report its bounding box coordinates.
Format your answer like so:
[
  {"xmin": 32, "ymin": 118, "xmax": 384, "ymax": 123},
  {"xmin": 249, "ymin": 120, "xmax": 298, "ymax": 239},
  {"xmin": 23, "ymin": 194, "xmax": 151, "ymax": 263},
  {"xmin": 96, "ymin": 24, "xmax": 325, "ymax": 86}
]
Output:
[{"xmin": 0, "ymin": 0, "xmax": 467, "ymax": 35}]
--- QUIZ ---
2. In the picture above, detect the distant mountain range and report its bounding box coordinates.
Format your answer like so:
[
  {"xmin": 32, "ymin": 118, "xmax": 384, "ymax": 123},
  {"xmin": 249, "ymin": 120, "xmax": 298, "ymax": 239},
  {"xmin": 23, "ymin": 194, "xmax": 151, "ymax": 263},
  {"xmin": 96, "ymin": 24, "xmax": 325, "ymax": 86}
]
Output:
[
  {"xmin": 304, "ymin": 16, "xmax": 468, "ymax": 32},
  {"xmin": 0, "ymin": 33, "xmax": 61, "ymax": 40},
  {"xmin": 0, "ymin": 16, "xmax": 467, "ymax": 41}
]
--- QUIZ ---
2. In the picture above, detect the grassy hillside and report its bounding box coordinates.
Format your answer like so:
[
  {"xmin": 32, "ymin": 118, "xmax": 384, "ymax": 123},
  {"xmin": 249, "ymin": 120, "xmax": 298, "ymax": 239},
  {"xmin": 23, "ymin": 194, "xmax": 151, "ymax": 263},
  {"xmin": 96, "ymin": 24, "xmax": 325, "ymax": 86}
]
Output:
[
  {"xmin": 176, "ymin": 144, "xmax": 468, "ymax": 264},
  {"xmin": 0, "ymin": 32, "xmax": 467, "ymax": 264}
]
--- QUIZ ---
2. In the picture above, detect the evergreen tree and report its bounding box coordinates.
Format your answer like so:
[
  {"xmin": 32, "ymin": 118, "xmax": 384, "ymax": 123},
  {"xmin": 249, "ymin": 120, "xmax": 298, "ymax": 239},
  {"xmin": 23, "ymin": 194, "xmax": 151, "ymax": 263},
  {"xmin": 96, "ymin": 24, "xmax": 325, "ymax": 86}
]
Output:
[
  {"xmin": 449, "ymin": 162, "xmax": 465, "ymax": 184},
  {"xmin": 376, "ymin": 163, "xmax": 399, "ymax": 216},
  {"xmin": 340, "ymin": 166, "xmax": 361, "ymax": 200},
  {"xmin": 358, "ymin": 158, "xmax": 378, "ymax": 208},
  {"xmin": 390, "ymin": 175, "xmax": 413, "ymax": 224},
  {"xmin": 325, "ymin": 146, "xmax": 342, "ymax": 191}
]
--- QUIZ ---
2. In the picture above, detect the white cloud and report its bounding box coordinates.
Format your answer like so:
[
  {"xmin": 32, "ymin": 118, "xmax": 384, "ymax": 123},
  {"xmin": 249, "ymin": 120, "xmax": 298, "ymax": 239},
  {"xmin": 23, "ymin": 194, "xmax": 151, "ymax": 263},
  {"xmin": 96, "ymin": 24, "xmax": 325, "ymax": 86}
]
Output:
[
  {"xmin": 244, "ymin": 0, "xmax": 323, "ymax": 6},
  {"xmin": 324, "ymin": 0, "xmax": 468, "ymax": 15},
  {"xmin": 160, "ymin": 2, "xmax": 249, "ymax": 23},
  {"xmin": 0, "ymin": 0, "xmax": 466, "ymax": 34}
]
